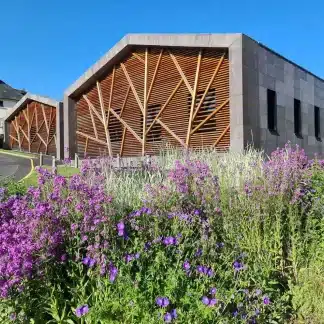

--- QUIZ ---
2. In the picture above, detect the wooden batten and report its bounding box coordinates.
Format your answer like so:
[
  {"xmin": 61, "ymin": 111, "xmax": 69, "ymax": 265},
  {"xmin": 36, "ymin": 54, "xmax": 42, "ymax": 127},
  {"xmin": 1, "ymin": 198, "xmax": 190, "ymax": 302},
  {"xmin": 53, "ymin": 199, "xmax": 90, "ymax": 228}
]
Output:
[
  {"xmin": 8, "ymin": 100, "xmax": 57, "ymax": 155},
  {"xmin": 74, "ymin": 47, "xmax": 230, "ymax": 157}
]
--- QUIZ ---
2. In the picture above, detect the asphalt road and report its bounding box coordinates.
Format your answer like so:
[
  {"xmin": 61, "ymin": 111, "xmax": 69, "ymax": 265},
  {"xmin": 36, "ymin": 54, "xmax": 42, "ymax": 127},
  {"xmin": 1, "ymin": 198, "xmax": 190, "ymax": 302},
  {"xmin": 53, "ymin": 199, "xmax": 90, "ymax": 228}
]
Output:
[{"xmin": 0, "ymin": 153, "xmax": 32, "ymax": 181}]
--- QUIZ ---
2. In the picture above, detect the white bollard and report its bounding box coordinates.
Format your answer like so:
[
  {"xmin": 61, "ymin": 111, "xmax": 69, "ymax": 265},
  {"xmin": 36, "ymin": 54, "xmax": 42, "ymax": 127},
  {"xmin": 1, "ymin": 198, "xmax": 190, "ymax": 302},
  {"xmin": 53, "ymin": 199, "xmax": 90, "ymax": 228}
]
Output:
[
  {"xmin": 39, "ymin": 152, "xmax": 43, "ymax": 167},
  {"xmin": 74, "ymin": 153, "xmax": 79, "ymax": 168}
]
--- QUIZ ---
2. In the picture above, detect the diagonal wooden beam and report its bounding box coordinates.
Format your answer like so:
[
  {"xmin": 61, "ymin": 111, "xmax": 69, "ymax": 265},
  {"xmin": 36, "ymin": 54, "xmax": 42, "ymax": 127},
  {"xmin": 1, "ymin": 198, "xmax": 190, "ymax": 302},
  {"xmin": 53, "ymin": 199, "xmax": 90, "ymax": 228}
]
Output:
[
  {"xmin": 120, "ymin": 128, "xmax": 127, "ymax": 156},
  {"xmin": 37, "ymin": 133, "xmax": 47, "ymax": 147},
  {"xmin": 19, "ymin": 126, "xmax": 30, "ymax": 143},
  {"xmin": 46, "ymin": 107, "xmax": 53, "ymax": 146},
  {"xmin": 169, "ymin": 51, "xmax": 193, "ymax": 96},
  {"xmin": 97, "ymin": 81, "xmax": 112, "ymax": 157},
  {"xmin": 120, "ymin": 63, "xmax": 144, "ymax": 114},
  {"xmin": 35, "ymin": 103, "xmax": 39, "ymax": 131},
  {"xmin": 187, "ymin": 50, "xmax": 202, "ymax": 146},
  {"xmin": 213, "ymin": 124, "xmax": 230, "ymax": 147},
  {"xmin": 147, "ymin": 49, "xmax": 163, "ymax": 103},
  {"xmin": 83, "ymin": 95, "xmax": 104, "ymax": 124},
  {"xmin": 192, "ymin": 54, "xmax": 225, "ymax": 121},
  {"xmin": 10, "ymin": 135, "xmax": 19, "ymax": 143},
  {"xmin": 106, "ymin": 66, "xmax": 115, "ymax": 125},
  {"xmin": 108, "ymin": 107, "xmax": 143, "ymax": 144},
  {"xmin": 120, "ymin": 86, "xmax": 130, "ymax": 116},
  {"xmin": 157, "ymin": 119, "xmax": 186, "ymax": 147},
  {"xmin": 190, "ymin": 98, "xmax": 229, "ymax": 135},
  {"xmin": 146, "ymin": 79, "xmax": 183, "ymax": 135},
  {"xmin": 76, "ymin": 131, "xmax": 107, "ymax": 146},
  {"xmin": 132, "ymin": 52, "xmax": 145, "ymax": 64},
  {"xmin": 143, "ymin": 48, "xmax": 148, "ymax": 156},
  {"xmin": 83, "ymin": 95, "xmax": 98, "ymax": 139},
  {"xmin": 41, "ymin": 104, "xmax": 49, "ymax": 134}
]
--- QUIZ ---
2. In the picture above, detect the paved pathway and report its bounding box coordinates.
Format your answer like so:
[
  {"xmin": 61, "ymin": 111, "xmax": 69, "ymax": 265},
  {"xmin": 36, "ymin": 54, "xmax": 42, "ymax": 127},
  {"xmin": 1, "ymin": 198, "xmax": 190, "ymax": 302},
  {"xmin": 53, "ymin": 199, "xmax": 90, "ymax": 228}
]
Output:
[{"xmin": 0, "ymin": 153, "xmax": 32, "ymax": 181}]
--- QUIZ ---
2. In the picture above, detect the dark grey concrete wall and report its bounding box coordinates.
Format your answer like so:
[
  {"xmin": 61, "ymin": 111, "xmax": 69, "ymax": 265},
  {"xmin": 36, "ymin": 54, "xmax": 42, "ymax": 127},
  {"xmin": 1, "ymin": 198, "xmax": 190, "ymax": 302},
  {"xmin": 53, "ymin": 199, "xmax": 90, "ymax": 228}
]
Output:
[{"xmin": 242, "ymin": 35, "xmax": 324, "ymax": 157}]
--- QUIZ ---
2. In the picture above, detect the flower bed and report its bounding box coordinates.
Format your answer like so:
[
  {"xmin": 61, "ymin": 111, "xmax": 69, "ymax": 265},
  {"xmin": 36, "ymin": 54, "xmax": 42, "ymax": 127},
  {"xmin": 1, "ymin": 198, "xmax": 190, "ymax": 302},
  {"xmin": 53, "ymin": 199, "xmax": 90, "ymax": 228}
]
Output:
[{"xmin": 1, "ymin": 144, "xmax": 324, "ymax": 323}]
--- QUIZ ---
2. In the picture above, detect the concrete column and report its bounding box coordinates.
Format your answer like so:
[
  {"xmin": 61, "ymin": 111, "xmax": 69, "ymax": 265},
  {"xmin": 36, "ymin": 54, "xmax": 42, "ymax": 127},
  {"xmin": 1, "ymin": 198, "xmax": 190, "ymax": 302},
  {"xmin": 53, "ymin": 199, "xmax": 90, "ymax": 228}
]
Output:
[
  {"xmin": 56, "ymin": 102, "xmax": 64, "ymax": 160},
  {"xmin": 63, "ymin": 95, "xmax": 77, "ymax": 159},
  {"xmin": 229, "ymin": 35, "xmax": 244, "ymax": 153},
  {"xmin": 3, "ymin": 121, "xmax": 10, "ymax": 149}
]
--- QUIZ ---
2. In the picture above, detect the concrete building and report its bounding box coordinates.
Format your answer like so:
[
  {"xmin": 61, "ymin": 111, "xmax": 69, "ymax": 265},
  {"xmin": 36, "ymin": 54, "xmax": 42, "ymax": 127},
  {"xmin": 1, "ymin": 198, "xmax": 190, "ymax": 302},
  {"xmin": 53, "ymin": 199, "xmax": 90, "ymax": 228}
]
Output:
[
  {"xmin": 4, "ymin": 93, "xmax": 64, "ymax": 159},
  {"xmin": 0, "ymin": 80, "xmax": 25, "ymax": 138},
  {"xmin": 63, "ymin": 34, "xmax": 324, "ymax": 159}
]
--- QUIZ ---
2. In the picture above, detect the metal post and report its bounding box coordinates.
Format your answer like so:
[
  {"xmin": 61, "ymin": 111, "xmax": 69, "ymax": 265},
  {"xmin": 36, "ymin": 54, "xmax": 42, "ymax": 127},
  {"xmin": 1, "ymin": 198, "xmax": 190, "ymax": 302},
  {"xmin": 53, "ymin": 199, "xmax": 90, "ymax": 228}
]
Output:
[
  {"xmin": 52, "ymin": 156, "xmax": 56, "ymax": 170},
  {"xmin": 74, "ymin": 153, "xmax": 79, "ymax": 168},
  {"xmin": 39, "ymin": 152, "xmax": 43, "ymax": 167},
  {"xmin": 116, "ymin": 154, "xmax": 121, "ymax": 169}
]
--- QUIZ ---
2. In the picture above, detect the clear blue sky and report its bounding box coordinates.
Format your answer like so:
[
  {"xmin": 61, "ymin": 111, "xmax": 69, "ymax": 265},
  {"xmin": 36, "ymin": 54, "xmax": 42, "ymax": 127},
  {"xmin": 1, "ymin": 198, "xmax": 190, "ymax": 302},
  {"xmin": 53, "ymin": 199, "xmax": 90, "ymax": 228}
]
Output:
[{"xmin": 1, "ymin": 0, "xmax": 323, "ymax": 100}]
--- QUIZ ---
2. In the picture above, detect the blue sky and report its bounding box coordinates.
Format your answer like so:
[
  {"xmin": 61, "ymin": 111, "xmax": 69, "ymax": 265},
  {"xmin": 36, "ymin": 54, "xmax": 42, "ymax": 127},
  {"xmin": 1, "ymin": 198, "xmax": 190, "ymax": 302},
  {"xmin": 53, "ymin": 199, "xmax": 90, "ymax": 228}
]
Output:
[{"xmin": 1, "ymin": 0, "xmax": 323, "ymax": 100}]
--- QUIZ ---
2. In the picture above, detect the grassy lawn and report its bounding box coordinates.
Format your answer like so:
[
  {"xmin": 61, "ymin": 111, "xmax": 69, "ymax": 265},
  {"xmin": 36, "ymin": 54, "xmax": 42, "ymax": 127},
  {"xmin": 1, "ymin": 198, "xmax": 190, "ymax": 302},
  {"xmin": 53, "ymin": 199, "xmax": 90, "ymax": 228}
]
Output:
[
  {"xmin": 22, "ymin": 165, "xmax": 80, "ymax": 187},
  {"xmin": 0, "ymin": 149, "xmax": 39, "ymax": 159}
]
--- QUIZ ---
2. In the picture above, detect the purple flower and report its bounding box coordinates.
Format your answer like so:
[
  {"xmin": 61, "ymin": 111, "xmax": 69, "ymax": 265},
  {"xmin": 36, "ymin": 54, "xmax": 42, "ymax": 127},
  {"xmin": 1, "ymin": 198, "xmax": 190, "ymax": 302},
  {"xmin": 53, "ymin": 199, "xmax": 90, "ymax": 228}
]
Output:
[
  {"xmin": 117, "ymin": 222, "xmax": 125, "ymax": 231},
  {"xmin": 263, "ymin": 296, "xmax": 270, "ymax": 305},
  {"xmin": 233, "ymin": 260, "xmax": 246, "ymax": 272},
  {"xmin": 9, "ymin": 313, "xmax": 16, "ymax": 321},
  {"xmin": 195, "ymin": 248, "xmax": 202, "ymax": 257},
  {"xmin": 202, "ymin": 296, "xmax": 210, "ymax": 305},
  {"xmin": 209, "ymin": 298, "xmax": 217, "ymax": 307},
  {"xmin": 75, "ymin": 304, "xmax": 89, "ymax": 318},
  {"xmin": 163, "ymin": 237, "xmax": 177, "ymax": 246},
  {"xmin": 171, "ymin": 309, "xmax": 177, "ymax": 319},
  {"xmin": 255, "ymin": 289, "xmax": 262, "ymax": 296},
  {"xmin": 164, "ymin": 312, "xmax": 172, "ymax": 323},
  {"xmin": 210, "ymin": 287, "xmax": 217, "ymax": 295},
  {"xmin": 183, "ymin": 261, "xmax": 190, "ymax": 270},
  {"xmin": 156, "ymin": 297, "xmax": 170, "ymax": 308},
  {"xmin": 109, "ymin": 264, "xmax": 118, "ymax": 282},
  {"xmin": 82, "ymin": 257, "xmax": 90, "ymax": 266}
]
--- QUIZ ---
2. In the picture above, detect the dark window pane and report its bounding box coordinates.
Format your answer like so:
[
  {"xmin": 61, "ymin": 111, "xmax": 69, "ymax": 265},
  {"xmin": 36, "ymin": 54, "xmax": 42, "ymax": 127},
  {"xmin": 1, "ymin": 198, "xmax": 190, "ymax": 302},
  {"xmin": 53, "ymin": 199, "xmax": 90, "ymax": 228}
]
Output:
[
  {"xmin": 294, "ymin": 99, "xmax": 302, "ymax": 137},
  {"xmin": 315, "ymin": 106, "xmax": 321, "ymax": 140},
  {"xmin": 0, "ymin": 101, "xmax": 3, "ymax": 107},
  {"xmin": 267, "ymin": 89, "xmax": 277, "ymax": 132}
]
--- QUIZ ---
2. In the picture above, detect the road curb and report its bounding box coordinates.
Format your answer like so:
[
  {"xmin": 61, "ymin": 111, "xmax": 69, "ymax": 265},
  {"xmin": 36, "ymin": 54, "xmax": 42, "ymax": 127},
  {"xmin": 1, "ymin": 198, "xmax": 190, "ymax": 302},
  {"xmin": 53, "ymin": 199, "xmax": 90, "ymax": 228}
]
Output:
[
  {"xmin": 0, "ymin": 151, "xmax": 35, "ymax": 182},
  {"xmin": 19, "ymin": 158, "xmax": 35, "ymax": 183}
]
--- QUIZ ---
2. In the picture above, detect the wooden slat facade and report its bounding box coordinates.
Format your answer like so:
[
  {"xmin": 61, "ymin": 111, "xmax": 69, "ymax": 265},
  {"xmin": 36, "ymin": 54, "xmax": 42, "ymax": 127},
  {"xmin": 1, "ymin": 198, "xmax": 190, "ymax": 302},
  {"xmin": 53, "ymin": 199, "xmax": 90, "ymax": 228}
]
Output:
[
  {"xmin": 74, "ymin": 46, "xmax": 230, "ymax": 157},
  {"xmin": 8, "ymin": 100, "xmax": 57, "ymax": 155}
]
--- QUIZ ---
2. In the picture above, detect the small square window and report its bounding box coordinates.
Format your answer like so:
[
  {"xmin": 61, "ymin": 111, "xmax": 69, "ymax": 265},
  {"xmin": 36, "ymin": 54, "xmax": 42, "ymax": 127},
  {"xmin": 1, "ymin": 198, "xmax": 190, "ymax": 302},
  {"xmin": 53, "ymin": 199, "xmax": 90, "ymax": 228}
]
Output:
[{"xmin": 0, "ymin": 101, "xmax": 3, "ymax": 108}]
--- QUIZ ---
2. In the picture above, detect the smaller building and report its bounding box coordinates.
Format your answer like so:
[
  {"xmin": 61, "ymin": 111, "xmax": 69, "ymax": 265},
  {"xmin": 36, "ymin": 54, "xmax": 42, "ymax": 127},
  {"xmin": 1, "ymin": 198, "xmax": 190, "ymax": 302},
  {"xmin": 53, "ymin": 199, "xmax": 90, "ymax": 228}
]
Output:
[
  {"xmin": 4, "ymin": 93, "xmax": 63, "ymax": 159},
  {"xmin": 0, "ymin": 80, "xmax": 25, "ymax": 137}
]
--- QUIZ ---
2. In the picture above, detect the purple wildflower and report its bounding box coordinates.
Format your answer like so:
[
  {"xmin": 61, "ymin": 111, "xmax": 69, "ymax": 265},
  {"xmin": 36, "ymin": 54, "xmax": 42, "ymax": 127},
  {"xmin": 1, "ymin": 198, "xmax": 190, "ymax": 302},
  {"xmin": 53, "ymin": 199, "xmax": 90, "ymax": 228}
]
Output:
[
  {"xmin": 75, "ymin": 304, "xmax": 89, "ymax": 318},
  {"xmin": 183, "ymin": 261, "xmax": 190, "ymax": 270},
  {"xmin": 202, "ymin": 296, "xmax": 210, "ymax": 305},
  {"xmin": 156, "ymin": 297, "xmax": 170, "ymax": 308},
  {"xmin": 263, "ymin": 296, "xmax": 270, "ymax": 305},
  {"xmin": 209, "ymin": 298, "xmax": 217, "ymax": 307},
  {"xmin": 164, "ymin": 312, "xmax": 172, "ymax": 323},
  {"xmin": 210, "ymin": 287, "xmax": 217, "ymax": 295}
]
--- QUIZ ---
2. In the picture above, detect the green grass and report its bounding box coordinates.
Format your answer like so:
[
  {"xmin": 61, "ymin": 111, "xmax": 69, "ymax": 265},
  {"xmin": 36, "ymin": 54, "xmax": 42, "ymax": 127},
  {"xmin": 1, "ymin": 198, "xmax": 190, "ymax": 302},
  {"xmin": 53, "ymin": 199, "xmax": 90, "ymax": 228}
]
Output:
[
  {"xmin": 0, "ymin": 149, "xmax": 38, "ymax": 159},
  {"xmin": 22, "ymin": 165, "xmax": 80, "ymax": 187}
]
